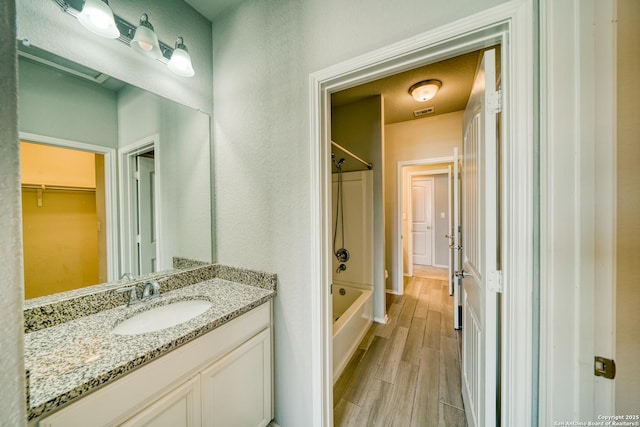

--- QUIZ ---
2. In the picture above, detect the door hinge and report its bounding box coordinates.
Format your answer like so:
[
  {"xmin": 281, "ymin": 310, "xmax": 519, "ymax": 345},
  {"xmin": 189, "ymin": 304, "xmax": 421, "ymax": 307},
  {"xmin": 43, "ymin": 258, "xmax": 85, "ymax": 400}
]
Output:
[
  {"xmin": 330, "ymin": 283, "xmax": 333, "ymax": 295},
  {"xmin": 594, "ymin": 356, "xmax": 616, "ymax": 379},
  {"xmin": 136, "ymin": 234, "xmax": 141, "ymax": 244},
  {"xmin": 134, "ymin": 171, "xmax": 140, "ymax": 180},
  {"xmin": 488, "ymin": 89, "xmax": 502, "ymax": 114},
  {"xmin": 488, "ymin": 270, "xmax": 503, "ymax": 293}
]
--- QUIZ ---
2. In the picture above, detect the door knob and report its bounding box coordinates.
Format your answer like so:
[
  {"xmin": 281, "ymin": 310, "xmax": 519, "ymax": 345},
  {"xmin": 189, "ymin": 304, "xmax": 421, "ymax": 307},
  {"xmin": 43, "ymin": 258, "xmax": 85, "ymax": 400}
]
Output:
[{"xmin": 455, "ymin": 270, "xmax": 470, "ymax": 278}]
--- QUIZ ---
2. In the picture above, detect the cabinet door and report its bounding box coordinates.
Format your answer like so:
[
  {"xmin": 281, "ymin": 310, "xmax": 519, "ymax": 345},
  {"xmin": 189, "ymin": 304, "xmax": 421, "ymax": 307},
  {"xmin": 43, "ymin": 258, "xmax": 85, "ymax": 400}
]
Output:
[
  {"xmin": 201, "ymin": 328, "xmax": 272, "ymax": 427},
  {"xmin": 120, "ymin": 376, "xmax": 201, "ymax": 427}
]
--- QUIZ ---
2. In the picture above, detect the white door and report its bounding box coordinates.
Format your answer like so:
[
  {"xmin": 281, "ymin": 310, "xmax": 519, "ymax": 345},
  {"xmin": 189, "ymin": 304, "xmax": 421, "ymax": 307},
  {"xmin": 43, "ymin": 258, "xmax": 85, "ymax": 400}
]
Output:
[
  {"xmin": 136, "ymin": 155, "xmax": 156, "ymax": 274},
  {"xmin": 452, "ymin": 147, "xmax": 461, "ymax": 330},
  {"xmin": 460, "ymin": 48, "xmax": 500, "ymax": 427},
  {"xmin": 411, "ymin": 177, "xmax": 434, "ymax": 266}
]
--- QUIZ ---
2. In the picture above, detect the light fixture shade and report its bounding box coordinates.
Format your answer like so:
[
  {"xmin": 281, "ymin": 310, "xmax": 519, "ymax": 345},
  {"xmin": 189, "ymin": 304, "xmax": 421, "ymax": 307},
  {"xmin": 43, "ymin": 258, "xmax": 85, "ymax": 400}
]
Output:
[
  {"xmin": 77, "ymin": 0, "xmax": 120, "ymax": 39},
  {"xmin": 167, "ymin": 37, "xmax": 195, "ymax": 77},
  {"xmin": 409, "ymin": 79, "xmax": 442, "ymax": 102},
  {"xmin": 130, "ymin": 14, "xmax": 162, "ymax": 59}
]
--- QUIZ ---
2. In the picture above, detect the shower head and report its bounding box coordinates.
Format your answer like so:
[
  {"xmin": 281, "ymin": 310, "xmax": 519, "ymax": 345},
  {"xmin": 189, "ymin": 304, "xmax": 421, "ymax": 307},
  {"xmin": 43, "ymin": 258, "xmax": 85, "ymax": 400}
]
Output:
[{"xmin": 331, "ymin": 152, "xmax": 346, "ymax": 169}]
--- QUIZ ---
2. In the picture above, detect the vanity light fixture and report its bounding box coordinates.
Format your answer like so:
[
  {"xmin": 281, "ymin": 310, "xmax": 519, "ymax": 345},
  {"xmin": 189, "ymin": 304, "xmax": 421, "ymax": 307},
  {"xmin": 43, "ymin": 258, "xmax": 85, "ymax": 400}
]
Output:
[
  {"xmin": 77, "ymin": 0, "xmax": 119, "ymax": 39},
  {"xmin": 130, "ymin": 14, "xmax": 162, "ymax": 59},
  {"xmin": 53, "ymin": 0, "xmax": 196, "ymax": 77},
  {"xmin": 409, "ymin": 79, "xmax": 442, "ymax": 102},
  {"xmin": 167, "ymin": 37, "xmax": 195, "ymax": 77}
]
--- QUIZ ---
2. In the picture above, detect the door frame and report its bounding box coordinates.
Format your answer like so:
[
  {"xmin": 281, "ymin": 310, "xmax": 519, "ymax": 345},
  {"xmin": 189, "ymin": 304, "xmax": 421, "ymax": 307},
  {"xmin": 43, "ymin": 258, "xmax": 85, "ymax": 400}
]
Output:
[
  {"xmin": 406, "ymin": 170, "xmax": 447, "ymax": 280},
  {"xmin": 309, "ymin": 2, "xmax": 536, "ymax": 426},
  {"xmin": 19, "ymin": 131, "xmax": 119, "ymax": 282},
  {"xmin": 538, "ymin": 0, "xmax": 617, "ymax": 421},
  {"xmin": 118, "ymin": 135, "xmax": 162, "ymax": 276}
]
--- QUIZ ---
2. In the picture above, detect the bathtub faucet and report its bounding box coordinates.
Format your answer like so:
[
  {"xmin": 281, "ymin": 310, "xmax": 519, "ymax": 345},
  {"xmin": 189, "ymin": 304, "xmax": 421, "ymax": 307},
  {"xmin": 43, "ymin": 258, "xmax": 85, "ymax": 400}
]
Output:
[{"xmin": 336, "ymin": 263, "xmax": 347, "ymax": 274}]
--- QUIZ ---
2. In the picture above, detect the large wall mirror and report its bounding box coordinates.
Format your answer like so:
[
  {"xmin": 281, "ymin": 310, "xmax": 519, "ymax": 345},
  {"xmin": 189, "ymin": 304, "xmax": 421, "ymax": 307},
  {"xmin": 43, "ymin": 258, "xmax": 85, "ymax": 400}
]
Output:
[{"xmin": 18, "ymin": 42, "xmax": 213, "ymax": 300}]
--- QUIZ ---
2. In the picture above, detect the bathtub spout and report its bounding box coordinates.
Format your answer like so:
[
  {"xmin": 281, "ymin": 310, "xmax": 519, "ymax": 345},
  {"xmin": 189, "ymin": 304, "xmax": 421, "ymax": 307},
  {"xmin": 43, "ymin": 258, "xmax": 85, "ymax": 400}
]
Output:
[{"xmin": 336, "ymin": 263, "xmax": 347, "ymax": 274}]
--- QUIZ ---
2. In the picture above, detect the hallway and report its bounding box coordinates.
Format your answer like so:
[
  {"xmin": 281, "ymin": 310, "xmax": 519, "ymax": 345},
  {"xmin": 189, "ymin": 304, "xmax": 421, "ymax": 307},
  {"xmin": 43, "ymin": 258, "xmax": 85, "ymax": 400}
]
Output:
[{"xmin": 333, "ymin": 269, "xmax": 467, "ymax": 426}]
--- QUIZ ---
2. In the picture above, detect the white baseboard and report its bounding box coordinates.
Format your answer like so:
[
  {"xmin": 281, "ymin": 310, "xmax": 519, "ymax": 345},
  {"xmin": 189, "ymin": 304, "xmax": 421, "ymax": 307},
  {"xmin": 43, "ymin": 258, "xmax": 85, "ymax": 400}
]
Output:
[
  {"xmin": 374, "ymin": 314, "xmax": 389, "ymax": 324},
  {"xmin": 385, "ymin": 288, "xmax": 402, "ymax": 296},
  {"xmin": 433, "ymin": 264, "xmax": 449, "ymax": 269},
  {"xmin": 268, "ymin": 422, "xmax": 281, "ymax": 427}
]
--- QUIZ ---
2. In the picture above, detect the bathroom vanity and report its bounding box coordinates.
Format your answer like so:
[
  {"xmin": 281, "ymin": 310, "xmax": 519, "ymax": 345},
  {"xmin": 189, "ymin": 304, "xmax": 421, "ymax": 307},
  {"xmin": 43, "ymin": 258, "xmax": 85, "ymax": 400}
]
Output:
[{"xmin": 24, "ymin": 265, "xmax": 276, "ymax": 427}]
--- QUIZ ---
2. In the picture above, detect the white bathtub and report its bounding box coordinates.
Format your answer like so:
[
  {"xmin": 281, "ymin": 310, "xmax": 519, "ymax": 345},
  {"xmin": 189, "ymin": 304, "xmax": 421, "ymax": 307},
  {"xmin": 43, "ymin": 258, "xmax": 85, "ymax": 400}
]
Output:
[{"xmin": 332, "ymin": 283, "xmax": 373, "ymax": 383}]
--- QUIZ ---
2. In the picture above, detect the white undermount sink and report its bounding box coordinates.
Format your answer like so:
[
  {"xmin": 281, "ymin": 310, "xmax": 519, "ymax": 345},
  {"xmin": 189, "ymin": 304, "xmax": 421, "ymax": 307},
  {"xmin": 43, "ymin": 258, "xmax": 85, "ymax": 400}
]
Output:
[{"xmin": 112, "ymin": 299, "xmax": 213, "ymax": 335}]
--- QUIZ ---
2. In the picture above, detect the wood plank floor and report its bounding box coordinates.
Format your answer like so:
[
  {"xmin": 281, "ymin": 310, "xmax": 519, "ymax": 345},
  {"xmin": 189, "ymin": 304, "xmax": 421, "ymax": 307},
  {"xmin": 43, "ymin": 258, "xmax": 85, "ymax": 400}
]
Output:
[{"xmin": 334, "ymin": 272, "xmax": 467, "ymax": 427}]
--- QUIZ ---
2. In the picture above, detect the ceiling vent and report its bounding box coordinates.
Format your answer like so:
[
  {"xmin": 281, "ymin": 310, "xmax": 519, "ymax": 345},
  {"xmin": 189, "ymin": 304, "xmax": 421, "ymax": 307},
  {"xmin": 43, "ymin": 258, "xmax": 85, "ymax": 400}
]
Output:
[{"xmin": 413, "ymin": 107, "xmax": 435, "ymax": 117}]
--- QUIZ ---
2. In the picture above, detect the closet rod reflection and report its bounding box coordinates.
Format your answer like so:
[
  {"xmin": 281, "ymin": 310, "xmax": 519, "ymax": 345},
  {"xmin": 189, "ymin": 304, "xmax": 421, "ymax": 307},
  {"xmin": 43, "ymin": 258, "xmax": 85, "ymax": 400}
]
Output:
[{"xmin": 21, "ymin": 184, "xmax": 96, "ymax": 193}]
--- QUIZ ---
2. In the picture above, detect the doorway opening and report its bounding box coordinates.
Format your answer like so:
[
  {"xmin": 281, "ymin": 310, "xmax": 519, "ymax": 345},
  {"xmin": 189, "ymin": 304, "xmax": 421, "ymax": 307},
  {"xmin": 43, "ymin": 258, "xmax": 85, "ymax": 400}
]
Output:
[
  {"xmin": 119, "ymin": 136, "xmax": 161, "ymax": 277},
  {"xmin": 328, "ymin": 50, "xmax": 474, "ymax": 424},
  {"xmin": 398, "ymin": 160, "xmax": 455, "ymax": 293},
  {"xmin": 19, "ymin": 133, "xmax": 118, "ymax": 298},
  {"xmin": 311, "ymin": 6, "xmax": 536, "ymax": 427}
]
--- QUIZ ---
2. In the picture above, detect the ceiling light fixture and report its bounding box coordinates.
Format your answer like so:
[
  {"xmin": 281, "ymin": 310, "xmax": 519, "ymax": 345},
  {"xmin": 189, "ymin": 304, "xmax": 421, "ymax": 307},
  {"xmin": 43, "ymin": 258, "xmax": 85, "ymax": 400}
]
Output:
[
  {"xmin": 409, "ymin": 79, "xmax": 442, "ymax": 102},
  {"xmin": 77, "ymin": 0, "xmax": 120, "ymax": 39},
  {"xmin": 130, "ymin": 13, "xmax": 162, "ymax": 59},
  {"xmin": 167, "ymin": 37, "xmax": 195, "ymax": 77}
]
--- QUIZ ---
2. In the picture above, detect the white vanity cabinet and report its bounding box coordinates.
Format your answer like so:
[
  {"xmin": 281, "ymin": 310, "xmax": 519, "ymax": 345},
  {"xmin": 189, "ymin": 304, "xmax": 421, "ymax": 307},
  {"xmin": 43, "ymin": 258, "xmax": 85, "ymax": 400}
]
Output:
[
  {"xmin": 120, "ymin": 376, "xmax": 202, "ymax": 427},
  {"xmin": 200, "ymin": 329, "xmax": 271, "ymax": 427},
  {"xmin": 36, "ymin": 301, "xmax": 272, "ymax": 427}
]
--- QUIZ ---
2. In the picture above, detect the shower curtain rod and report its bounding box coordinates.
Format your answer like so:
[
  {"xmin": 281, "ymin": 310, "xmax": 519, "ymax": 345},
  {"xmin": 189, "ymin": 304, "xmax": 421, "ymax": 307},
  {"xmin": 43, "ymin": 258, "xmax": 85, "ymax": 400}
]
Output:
[{"xmin": 331, "ymin": 140, "xmax": 373, "ymax": 170}]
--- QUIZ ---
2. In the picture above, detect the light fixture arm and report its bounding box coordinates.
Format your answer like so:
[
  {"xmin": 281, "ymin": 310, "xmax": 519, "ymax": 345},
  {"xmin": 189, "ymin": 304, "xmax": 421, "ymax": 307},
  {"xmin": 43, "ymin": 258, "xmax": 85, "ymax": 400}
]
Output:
[{"xmin": 174, "ymin": 36, "xmax": 188, "ymax": 52}]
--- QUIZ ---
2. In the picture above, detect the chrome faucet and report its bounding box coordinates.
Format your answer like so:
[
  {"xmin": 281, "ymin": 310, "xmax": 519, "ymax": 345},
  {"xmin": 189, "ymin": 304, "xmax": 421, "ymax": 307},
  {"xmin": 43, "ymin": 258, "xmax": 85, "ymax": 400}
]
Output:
[
  {"xmin": 120, "ymin": 272, "xmax": 134, "ymax": 282},
  {"xmin": 142, "ymin": 281, "xmax": 161, "ymax": 300},
  {"xmin": 117, "ymin": 286, "xmax": 139, "ymax": 306},
  {"xmin": 117, "ymin": 281, "xmax": 161, "ymax": 306}
]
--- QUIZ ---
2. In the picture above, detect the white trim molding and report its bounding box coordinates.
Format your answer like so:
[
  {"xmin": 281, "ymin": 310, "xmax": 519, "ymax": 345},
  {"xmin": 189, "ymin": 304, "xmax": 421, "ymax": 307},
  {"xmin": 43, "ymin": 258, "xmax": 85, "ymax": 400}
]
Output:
[
  {"xmin": 309, "ymin": 2, "xmax": 536, "ymax": 426},
  {"xmin": 118, "ymin": 134, "xmax": 163, "ymax": 276},
  {"xmin": 539, "ymin": 0, "xmax": 618, "ymax": 423}
]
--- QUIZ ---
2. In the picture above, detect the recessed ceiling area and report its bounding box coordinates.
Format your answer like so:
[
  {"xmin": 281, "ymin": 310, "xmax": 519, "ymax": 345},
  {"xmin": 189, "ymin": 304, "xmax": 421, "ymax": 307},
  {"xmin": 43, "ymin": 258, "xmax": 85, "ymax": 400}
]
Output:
[{"xmin": 331, "ymin": 49, "xmax": 483, "ymax": 125}]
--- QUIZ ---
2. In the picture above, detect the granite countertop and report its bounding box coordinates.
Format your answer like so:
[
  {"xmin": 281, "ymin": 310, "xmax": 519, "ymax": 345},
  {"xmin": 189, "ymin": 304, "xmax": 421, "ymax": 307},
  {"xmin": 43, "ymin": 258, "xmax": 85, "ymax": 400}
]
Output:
[{"xmin": 24, "ymin": 277, "xmax": 275, "ymax": 421}]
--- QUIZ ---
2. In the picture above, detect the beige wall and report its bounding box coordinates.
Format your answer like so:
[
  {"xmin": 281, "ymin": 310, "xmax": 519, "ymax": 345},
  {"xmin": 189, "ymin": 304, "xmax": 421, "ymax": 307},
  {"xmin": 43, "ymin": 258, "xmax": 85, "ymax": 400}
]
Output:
[
  {"xmin": 22, "ymin": 190, "xmax": 99, "ymax": 299},
  {"xmin": 616, "ymin": 0, "xmax": 640, "ymax": 413},
  {"xmin": 20, "ymin": 141, "xmax": 96, "ymax": 187},
  {"xmin": 385, "ymin": 111, "xmax": 463, "ymax": 291}
]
